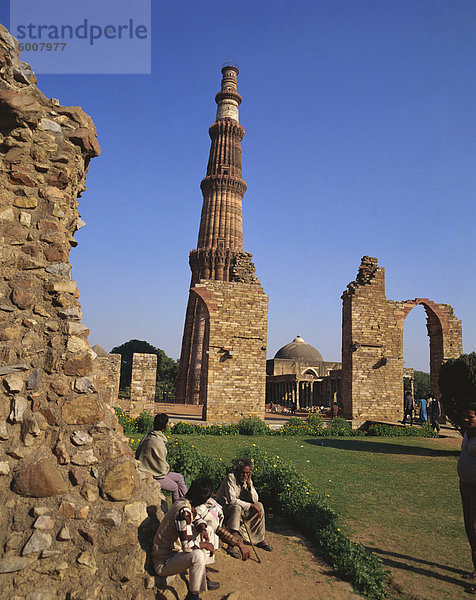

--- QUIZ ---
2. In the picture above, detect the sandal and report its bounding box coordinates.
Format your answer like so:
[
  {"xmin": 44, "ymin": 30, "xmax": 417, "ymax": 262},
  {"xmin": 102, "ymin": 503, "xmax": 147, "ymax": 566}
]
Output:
[
  {"xmin": 225, "ymin": 545, "xmax": 241, "ymax": 559},
  {"xmin": 466, "ymin": 585, "xmax": 476, "ymax": 594},
  {"xmin": 463, "ymin": 573, "xmax": 476, "ymax": 580},
  {"xmin": 256, "ymin": 541, "xmax": 273, "ymax": 552}
]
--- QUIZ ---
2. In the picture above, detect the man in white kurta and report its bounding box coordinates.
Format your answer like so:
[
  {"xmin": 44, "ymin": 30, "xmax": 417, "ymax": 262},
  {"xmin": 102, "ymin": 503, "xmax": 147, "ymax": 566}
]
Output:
[{"xmin": 215, "ymin": 458, "xmax": 272, "ymax": 556}]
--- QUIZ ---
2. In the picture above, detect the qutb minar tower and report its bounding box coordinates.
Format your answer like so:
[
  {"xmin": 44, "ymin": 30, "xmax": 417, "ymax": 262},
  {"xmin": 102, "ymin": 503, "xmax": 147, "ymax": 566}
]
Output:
[{"xmin": 176, "ymin": 65, "xmax": 268, "ymax": 419}]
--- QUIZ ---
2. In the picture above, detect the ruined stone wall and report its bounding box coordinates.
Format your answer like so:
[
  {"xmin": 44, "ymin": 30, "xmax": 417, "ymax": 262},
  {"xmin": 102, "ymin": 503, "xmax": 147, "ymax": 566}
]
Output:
[
  {"xmin": 192, "ymin": 281, "xmax": 268, "ymax": 423},
  {"xmin": 0, "ymin": 27, "xmax": 163, "ymax": 600},
  {"xmin": 130, "ymin": 353, "xmax": 157, "ymax": 417},
  {"xmin": 342, "ymin": 256, "xmax": 463, "ymax": 423},
  {"xmin": 342, "ymin": 257, "xmax": 406, "ymax": 422}
]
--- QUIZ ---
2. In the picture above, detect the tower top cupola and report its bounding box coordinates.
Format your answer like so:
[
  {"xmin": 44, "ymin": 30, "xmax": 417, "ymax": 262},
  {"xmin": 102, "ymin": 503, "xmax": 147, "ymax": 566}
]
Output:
[{"xmin": 215, "ymin": 63, "xmax": 242, "ymax": 122}]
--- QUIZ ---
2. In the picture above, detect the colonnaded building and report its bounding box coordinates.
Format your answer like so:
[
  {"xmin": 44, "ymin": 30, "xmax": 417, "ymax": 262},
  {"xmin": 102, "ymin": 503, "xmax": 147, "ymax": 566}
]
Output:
[{"xmin": 266, "ymin": 335, "xmax": 341, "ymax": 409}]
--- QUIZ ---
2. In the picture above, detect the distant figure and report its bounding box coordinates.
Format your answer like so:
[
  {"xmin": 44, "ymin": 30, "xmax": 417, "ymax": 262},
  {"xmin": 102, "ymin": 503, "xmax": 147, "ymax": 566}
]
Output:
[
  {"xmin": 418, "ymin": 398, "xmax": 428, "ymax": 423},
  {"xmin": 291, "ymin": 401, "xmax": 297, "ymax": 415},
  {"xmin": 331, "ymin": 402, "xmax": 339, "ymax": 418},
  {"xmin": 428, "ymin": 396, "xmax": 441, "ymax": 432},
  {"xmin": 135, "ymin": 413, "xmax": 187, "ymax": 501},
  {"xmin": 403, "ymin": 391, "xmax": 414, "ymax": 425}
]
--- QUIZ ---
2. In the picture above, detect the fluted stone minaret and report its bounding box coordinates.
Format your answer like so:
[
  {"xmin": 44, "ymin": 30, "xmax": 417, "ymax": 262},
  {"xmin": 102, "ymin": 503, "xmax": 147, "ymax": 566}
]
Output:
[{"xmin": 176, "ymin": 65, "xmax": 259, "ymax": 405}]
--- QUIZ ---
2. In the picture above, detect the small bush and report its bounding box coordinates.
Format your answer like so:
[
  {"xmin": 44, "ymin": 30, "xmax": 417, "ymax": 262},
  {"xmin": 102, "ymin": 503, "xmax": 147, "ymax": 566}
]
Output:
[
  {"xmin": 280, "ymin": 417, "xmax": 321, "ymax": 436},
  {"xmin": 113, "ymin": 406, "xmax": 138, "ymax": 435},
  {"xmin": 237, "ymin": 416, "xmax": 272, "ymax": 436},
  {"xmin": 170, "ymin": 421, "xmax": 199, "ymax": 435},
  {"xmin": 307, "ymin": 413, "xmax": 324, "ymax": 428},
  {"xmin": 167, "ymin": 438, "xmax": 227, "ymax": 487},
  {"xmin": 136, "ymin": 410, "xmax": 154, "ymax": 434},
  {"xmin": 326, "ymin": 417, "xmax": 351, "ymax": 434},
  {"xmin": 367, "ymin": 423, "xmax": 438, "ymax": 438},
  {"xmin": 170, "ymin": 421, "xmax": 240, "ymax": 436}
]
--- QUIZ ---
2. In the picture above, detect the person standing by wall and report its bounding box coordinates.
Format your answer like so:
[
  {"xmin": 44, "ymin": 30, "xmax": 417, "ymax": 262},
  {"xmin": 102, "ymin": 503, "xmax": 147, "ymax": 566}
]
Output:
[
  {"xmin": 458, "ymin": 403, "xmax": 476, "ymax": 593},
  {"xmin": 403, "ymin": 391, "xmax": 414, "ymax": 425},
  {"xmin": 428, "ymin": 396, "xmax": 441, "ymax": 433},
  {"xmin": 418, "ymin": 397, "xmax": 428, "ymax": 424}
]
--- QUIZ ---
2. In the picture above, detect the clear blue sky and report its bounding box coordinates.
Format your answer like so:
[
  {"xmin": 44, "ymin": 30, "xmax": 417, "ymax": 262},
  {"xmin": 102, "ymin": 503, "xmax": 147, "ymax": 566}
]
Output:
[{"xmin": 3, "ymin": 1, "xmax": 475, "ymax": 372}]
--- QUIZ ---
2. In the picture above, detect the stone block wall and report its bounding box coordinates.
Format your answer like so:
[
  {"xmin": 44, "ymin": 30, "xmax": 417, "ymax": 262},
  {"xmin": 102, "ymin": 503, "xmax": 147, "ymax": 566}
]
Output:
[
  {"xmin": 0, "ymin": 27, "xmax": 162, "ymax": 600},
  {"xmin": 191, "ymin": 280, "xmax": 268, "ymax": 422},
  {"xmin": 342, "ymin": 256, "xmax": 463, "ymax": 424},
  {"xmin": 130, "ymin": 353, "xmax": 157, "ymax": 417},
  {"xmin": 342, "ymin": 257, "xmax": 403, "ymax": 422},
  {"xmin": 92, "ymin": 345, "xmax": 121, "ymax": 406}
]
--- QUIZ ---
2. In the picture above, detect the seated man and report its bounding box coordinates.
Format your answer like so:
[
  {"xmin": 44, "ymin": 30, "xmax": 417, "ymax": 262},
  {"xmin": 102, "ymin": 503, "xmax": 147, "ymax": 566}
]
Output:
[
  {"xmin": 135, "ymin": 413, "xmax": 187, "ymax": 501},
  {"xmin": 215, "ymin": 457, "xmax": 272, "ymax": 557},
  {"xmin": 152, "ymin": 477, "xmax": 250, "ymax": 600}
]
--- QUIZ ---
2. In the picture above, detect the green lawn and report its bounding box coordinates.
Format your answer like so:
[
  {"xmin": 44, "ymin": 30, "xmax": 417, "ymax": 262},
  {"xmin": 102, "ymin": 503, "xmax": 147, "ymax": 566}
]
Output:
[{"xmin": 175, "ymin": 434, "xmax": 466, "ymax": 600}]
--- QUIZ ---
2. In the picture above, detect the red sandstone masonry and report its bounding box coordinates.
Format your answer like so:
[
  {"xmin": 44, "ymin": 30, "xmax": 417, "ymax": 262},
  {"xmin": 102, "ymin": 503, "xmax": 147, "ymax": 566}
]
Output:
[{"xmin": 177, "ymin": 66, "xmax": 268, "ymax": 410}]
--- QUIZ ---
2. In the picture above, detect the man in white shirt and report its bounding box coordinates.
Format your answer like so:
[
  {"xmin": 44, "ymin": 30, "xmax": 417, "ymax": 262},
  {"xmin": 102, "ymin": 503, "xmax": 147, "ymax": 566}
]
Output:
[{"xmin": 215, "ymin": 457, "xmax": 272, "ymax": 558}]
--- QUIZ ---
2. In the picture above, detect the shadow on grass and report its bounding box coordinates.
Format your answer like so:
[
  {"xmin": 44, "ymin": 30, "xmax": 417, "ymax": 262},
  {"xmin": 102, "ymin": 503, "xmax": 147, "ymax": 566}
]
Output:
[
  {"xmin": 366, "ymin": 545, "xmax": 468, "ymax": 591},
  {"xmin": 304, "ymin": 437, "xmax": 460, "ymax": 457}
]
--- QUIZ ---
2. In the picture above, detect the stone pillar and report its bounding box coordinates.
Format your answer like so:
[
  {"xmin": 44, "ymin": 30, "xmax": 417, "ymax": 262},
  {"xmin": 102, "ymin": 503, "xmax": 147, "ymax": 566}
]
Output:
[
  {"xmin": 130, "ymin": 353, "xmax": 157, "ymax": 416},
  {"xmin": 191, "ymin": 281, "xmax": 268, "ymax": 423}
]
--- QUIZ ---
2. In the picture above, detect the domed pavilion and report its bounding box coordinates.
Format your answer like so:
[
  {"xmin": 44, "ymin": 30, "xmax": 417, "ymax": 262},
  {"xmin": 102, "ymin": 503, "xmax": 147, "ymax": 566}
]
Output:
[{"xmin": 266, "ymin": 336, "xmax": 341, "ymax": 410}]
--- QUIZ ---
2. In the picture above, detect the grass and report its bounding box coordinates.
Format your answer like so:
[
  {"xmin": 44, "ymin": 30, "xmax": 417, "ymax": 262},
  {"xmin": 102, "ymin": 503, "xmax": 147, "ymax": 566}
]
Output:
[{"xmin": 174, "ymin": 434, "xmax": 466, "ymax": 600}]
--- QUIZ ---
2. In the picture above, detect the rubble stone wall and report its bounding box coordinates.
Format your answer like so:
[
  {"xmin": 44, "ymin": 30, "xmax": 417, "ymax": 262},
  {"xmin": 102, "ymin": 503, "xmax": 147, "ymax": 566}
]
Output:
[
  {"xmin": 0, "ymin": 27, "xmax": 163, "ymax": 600},
  {"xmin": 342, "ymin": 256, "xmax": 463, "ymax": 423},
  {"xmin": 92, "ymin": 347, "xmax": 121, "ymax": 406},
  {"xmin": 192, "ymin": 281, "xmax": 268, "ymax": 423}
]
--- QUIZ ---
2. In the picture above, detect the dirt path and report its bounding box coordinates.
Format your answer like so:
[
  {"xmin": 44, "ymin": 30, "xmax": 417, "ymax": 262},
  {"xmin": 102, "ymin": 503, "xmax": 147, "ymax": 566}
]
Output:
[
  {"xmin": 158, "ymin": 514, "xmax": 362, "ymax": 600},
  {"xmin": 211, "ymin": 515, "xmax": 363, "ymax": 600}
]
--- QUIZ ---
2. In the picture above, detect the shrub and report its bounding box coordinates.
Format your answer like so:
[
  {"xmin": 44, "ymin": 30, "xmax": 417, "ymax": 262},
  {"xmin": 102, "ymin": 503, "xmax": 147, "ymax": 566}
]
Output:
[
  {"xmin": 136, "ymin": 410, "xmax": 155, "ymax": 434},
  {"xmin": 113, "ymin": 406, "xmax": 138, "ymax": 435},
  {"xmin": 307, "ymin": 413, "xmax": 324, "ymax": 428},
  {"xmin": 279, "ymin": 416, "xmax": 318, "ymax": 436},
  {"xmin": 167, "ymin": 438, "xmax": 227, "ymax": 487},
  {"xmin": 326, "ymin": 417, "xmax": 351, "ymax": 434},
  {"xmin": 237, "ymin": 416, "xmax": 272, "ymax": 436},
  {"xmin": 170, "ymin": 421, "xmax": 199, "ymax": 435},
  {"xmin": 439, "ymin": 352, "xmax": 476, "ymax": 433},
  {"xmin": 170, "ymin": 421, "xmax": 240, "ymax": 436},
  {"xmin": 367, "ymin": 423, "xmax": 438, "ymax": 438}
]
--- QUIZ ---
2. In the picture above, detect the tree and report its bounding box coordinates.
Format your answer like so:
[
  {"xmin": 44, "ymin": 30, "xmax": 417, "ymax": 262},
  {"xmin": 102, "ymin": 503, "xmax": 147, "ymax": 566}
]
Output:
[
  {"xmin": 110, "ymin": 339, "xmax": 179, "ymax": 394},
  {"xmin": 439, "ymin": 353, "xmax": 476, "ymax": 433},
  {"xmin": 404, "ymin": 370, "xmax": 430, "ymax": 398},
  {"xmin": 414, "ymin": 371, "xmax": 430, "ymax": 399}
]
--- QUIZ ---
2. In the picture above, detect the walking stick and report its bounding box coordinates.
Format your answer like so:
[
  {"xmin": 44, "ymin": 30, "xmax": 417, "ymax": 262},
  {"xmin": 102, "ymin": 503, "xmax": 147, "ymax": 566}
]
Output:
[{"xmin": 241, "ymin": 518, "xmax": 261, "ymax": 564}]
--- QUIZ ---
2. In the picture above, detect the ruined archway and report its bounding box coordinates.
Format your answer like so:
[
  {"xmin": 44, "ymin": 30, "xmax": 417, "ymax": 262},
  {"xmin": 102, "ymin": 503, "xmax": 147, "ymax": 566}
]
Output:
[
  {"xmin": 341, "ymin": 257, "xmax": 462, "ymax": 424},
  {"xmin": 395, "ymin": 299, "xmax": 455, "ymax": 400}
]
